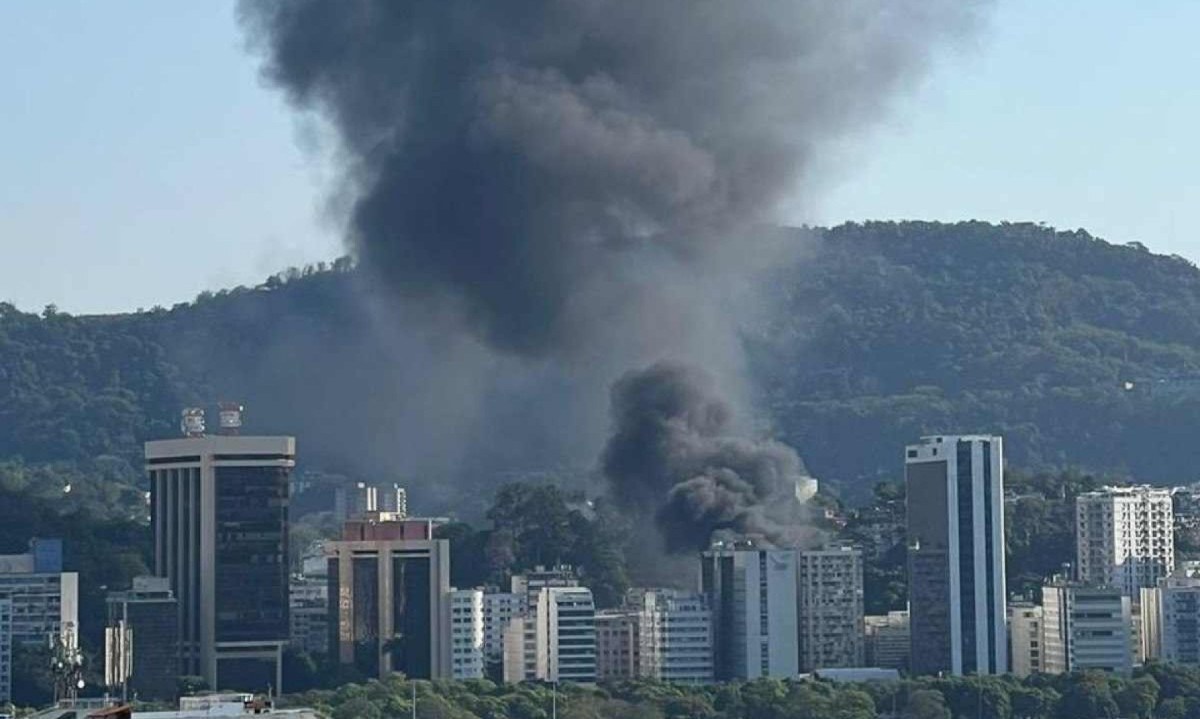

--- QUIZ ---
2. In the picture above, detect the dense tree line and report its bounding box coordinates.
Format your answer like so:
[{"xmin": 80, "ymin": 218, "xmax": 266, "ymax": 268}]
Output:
[{"xmin": 276, "ymin": 664, "xmax": 1200, "ymax": 719}]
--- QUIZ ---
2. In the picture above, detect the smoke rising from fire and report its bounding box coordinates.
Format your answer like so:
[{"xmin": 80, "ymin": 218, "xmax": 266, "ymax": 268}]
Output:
[{"xmin": 239, "ymin": 1, "xmax": 986, "ymax": 553}]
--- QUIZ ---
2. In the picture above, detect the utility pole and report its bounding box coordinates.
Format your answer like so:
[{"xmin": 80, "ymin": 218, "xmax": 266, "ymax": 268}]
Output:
[{"xmin": 411, "ymin": 681, "xmax": 417, "ymax": 719}]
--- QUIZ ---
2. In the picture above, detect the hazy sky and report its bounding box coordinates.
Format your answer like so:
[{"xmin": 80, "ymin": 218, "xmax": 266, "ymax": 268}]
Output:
[{"xmin": 2, "ymin": 0, "xmax": 1198, "ymax": 315}]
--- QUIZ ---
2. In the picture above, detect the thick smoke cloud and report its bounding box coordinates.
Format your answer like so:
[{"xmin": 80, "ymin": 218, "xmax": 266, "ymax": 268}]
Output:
[
  {"xmin": 239, "ymin": 1, "xmax": 985, "ymax": 552},
  {"xmin": 603, "ymin": 361, "xmax": 814, "ymax": 552}
]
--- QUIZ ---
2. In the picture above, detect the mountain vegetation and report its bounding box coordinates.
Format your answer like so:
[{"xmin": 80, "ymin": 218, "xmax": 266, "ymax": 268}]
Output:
[{"xmin": 6, "ymin": 222, "xmax": 1200, "ymax": 516}]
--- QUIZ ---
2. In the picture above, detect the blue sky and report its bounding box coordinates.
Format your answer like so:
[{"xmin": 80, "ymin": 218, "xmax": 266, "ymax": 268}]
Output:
[{"xmin": 2, "ymin": 1, "xmax": 1198, "ymax": 314}]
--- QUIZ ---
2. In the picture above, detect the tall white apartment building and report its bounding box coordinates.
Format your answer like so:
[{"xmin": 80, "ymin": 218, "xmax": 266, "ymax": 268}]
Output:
[
  {"xmin": 0, "ymin": 539, "xmax": 79, "ymax": 648},
  {"xmin": 797, "ymin": 546, "xmax": 864, "ymax": 670},
  {"xmin": 864, "ymin": 611, "xmax": 909, "ymax": 671},
  {"xmin": 643, "ymin": 590, "xmax": 714, "ymax": 683},
  {"xmin": 906, "ymin": 435, "xmax": 1007, "ymax": 676},
  {"xmin": 1008, "ymin": 604, "xmax": 1044, "ymax": 677},
  {"xmin": 448, "ymin": 589, "xmax": 485, "ymax": 679},
  {"xmin": 701, "ymin": 544, "xmax": 798, "ymax": 680},
  {"xmin": 546, "ymin": 587, "xmax": 596, "ymax": 683},
  {"xmin": 482, "ymin": 592, "xmax": 523, "ymax": 666},
  {"xmin": 0, "ymin": 597, "xmax": 11, "ymax": 705},
  {"xmin": 511, "ymin": 567, "xmax": 579, "ymax": 681},
  {"xmin": 1076, "ymin": 486, "xmax": 1174, "ymax": 596},
  {"xmin": 1156, "ymin": 576, "xmax": 1200, "ymax": 665},
  {"xmin": 1042, "ymin": 581, "xmax": 1132, "ymax": 675}
]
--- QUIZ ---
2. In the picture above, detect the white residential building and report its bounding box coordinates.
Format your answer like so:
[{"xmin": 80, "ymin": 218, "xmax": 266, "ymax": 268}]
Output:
[
  {"xmin": 546, "ymin": 587, "xmax": 596, "ymax": 683},
  {"xmin": 1158, "ymin": 576, "xmax": 1200, "ymax": 665},
  {"xmin": 797, "ymin": 546, "xmax": 864, "ymax": 670},
  {"xmin": 483, "ymin": 591, "xmax": 523, "ymax": 665},
  {"xmin": 642, "ymin": 590, "xmax": 713, "ymax": 683},
  {"xmin": 1008, "ymin": 604, "xmax": 1044, "ymax": 677},
  {"xmin": 0, "ymin": 597, "xmax": 11, "ymax": 705},
  {"xmin": 1076, "ymin": 486, "xmax": 1174, "ymax": 596},
  {"xmin": 448, "ymin": 589, "xmax": 484, "ymax": 679},
  {"xmin": 0, "ymin": 539, "xmax": 79, "ymax": 649},
  {"xmin": 905, "ymin": 435, "xmax": 1007, "ymax": 676},
  {"xmin": 701, "ymin": 544, "xmax": 799, "ymax": 680},
  {"xmin": 864, "ymin": 611, "xmax": 909, "ymax": 671},
  {"xmin": 1042, "ymin": 581, "xmax": 1132, "ymax": 675}
]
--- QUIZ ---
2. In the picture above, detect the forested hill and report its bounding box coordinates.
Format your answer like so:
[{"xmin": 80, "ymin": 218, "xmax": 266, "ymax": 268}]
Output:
[{"xmin": 4, "ymin": 221, "xmax": 1200, "ymax": 514}]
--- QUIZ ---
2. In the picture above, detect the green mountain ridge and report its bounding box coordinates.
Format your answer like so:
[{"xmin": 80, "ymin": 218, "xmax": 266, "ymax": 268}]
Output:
[{"xmin": 4, "ymin": 221, "xmax": 1200, "ymax": 516}]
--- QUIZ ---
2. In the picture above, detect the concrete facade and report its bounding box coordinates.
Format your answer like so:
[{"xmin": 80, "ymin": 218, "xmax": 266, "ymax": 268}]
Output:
[
  {"xmin": 1008, "ymin": 604, "xmax": 1043, "ymax": 677},
  {"xmin": 797, "ymin": 546, "xmax": 864, "ymax": 671},
  {"xmin": 864, "ymin": 611, "xmax": 909, "ymax": 671},
  {"xmin": 1076, "ymin": 486, "xmax": 1174, "ymax": 596},
  {"xmin": 1042, "ymin": 582, "xmax": 1132, "ymax": 675},
  {"xmin": 701, "ymin": 545, "xmax": 798, "ymax": 680}
]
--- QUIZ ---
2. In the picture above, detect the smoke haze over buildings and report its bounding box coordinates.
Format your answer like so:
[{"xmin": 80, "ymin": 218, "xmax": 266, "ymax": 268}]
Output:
[{"xmin": 239, "ymin": 0, "xmax": 987, "ymax": 553}]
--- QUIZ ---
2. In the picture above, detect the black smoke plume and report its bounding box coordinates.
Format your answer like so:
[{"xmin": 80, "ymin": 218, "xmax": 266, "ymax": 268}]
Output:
[
  {"xmin": 602, "ymin": 361, "xmax": 815, "ymax": 552},
  {"xmin": 239, "ymin": 1, "xmax": 986, "ymax": 552}
]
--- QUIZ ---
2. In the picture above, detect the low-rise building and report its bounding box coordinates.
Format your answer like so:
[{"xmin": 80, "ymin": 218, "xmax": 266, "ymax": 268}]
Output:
[
  {"xmin": 1042, "ymin": 581, "xmax": 1132, "ymax": 675},
  {"xmin": 289, "ymin": 574, "xmax": 328, "ymax": 656},
  {"xmin": 105, "ymin": 576, "xmax": 179, "ymax": 701},
  {"xmin": 863, "ymin": 611, "xmax": 909, "ymax": 671},
  {"xmin": 1008, "ymin": 604, "xmax": 1043, "ymax": 677},
  {"xmin": 1159, "ymin": 576, "xmax": 1200, "ymax": 665},
  {"xmin": 0, "ymin": 538, "xmax": 79, "ymax": 648},
  {"xmin": 595, "ymin": 609, "xmax": 640, "ymax": 681}
]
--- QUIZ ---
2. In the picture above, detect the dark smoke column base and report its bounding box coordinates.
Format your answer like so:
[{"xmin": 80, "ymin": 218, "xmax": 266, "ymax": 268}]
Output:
[{"xmin": 147, "ymin": 434, "xmax": 294, "ymax": 693}]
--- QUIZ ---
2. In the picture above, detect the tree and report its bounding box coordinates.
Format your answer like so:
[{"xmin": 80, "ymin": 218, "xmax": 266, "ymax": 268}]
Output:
[
  {"xmin": 1057, "ymin": 672, "xmax": 1118, "ymax": 719},
  {"xmin": 1115, "ymin": 675, "xmax": 1158, "ymax": 719},
  {"xmin": 904, "ymin": 689, "xmax": 950, "ymax": 719}
]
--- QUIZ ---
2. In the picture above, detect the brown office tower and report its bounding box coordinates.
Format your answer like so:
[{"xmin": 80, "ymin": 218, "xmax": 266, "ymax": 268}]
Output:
[
  {"xmin": 326, "ymin": 517, "xmax": 452, "ymax": 679},
  {"xmin": 146, "ymin": 407, "xmax": 293, "ymax": 692}
]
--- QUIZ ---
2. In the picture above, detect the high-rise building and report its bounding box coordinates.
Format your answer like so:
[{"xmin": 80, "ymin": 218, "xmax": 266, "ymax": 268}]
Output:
[
  {"xmin": 701, "ymin": 544, "xmax": 799, "ymax": 680},
  {"xmin": 0, "ymin": 538, "xmax": 79, "ymax": 648},
  {"xmin": 797, "ymin": 546, "xmax": 864, "ymax": 671},
  {"xmin": 595, "ymin": 609, "xmax": 640, "ymax": 681},
  {"xmin": 105, "ymin": 576, "xmax": 179, "ymax": 701},
  {"xmin": 635, "ymin": 589, "xmax": 714, "ymax": 684},
  {"xmin": 1008, "ymin": 604, "xmax": 1044, "ymax": 677},
  {"xmin": 545, "ymin": 586, "xmax": 596, "ymax": 683},
  {"xmin": 326, "ymin": 518, "xmax": 451, "ymax": 680},
  {"xmin": 863, "ymin": 611, "xmax": 909, "ymax": 671},
  {"xmin": 1042, "ymin": 581, "xmax": 1132, "ymax": 675},
  {"xmin": 289, "ymin": 574, "xmax": 329, "ymax": 656},
  {"xmin": 511, "ymin": 566, "xmax": 579, "ymax": 681},
  {"xmin": 147, "ymin": 426, "xmax": 293, "ymax": 692},
  {"xmin": 905, "ymin": 435, "xmax": 1007, "ymax": 675},
  {"xmin": 1076, "ymin": 486, "xmax": 1174, "ymax": 596},
  {"xmin": 482, "ymin": 591, "xmax": 523, "ymax": 671},
  {"xmin": 448, "ymin": 589, "xmax": 484, "ymax": 680},
  {"xmin": 0, "ymin": 597, "xmax": 11, "ymax": 705},
  {"xmin": 1157, "ymin": 576, "xmax": 1200, "ymax": 665}
]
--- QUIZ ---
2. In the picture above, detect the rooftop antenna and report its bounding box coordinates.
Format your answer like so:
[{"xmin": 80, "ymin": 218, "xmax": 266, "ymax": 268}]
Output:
[
  {"xmin": 180, "ymin": 408, "xmax": 206, "ymax": 438},
  {"xmin": 218, "ymin": 402, "xmax": 244, "ymax": 436}
]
